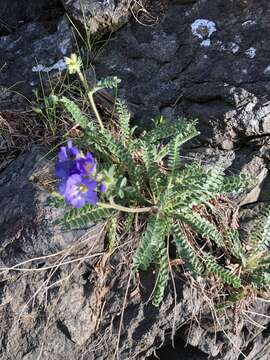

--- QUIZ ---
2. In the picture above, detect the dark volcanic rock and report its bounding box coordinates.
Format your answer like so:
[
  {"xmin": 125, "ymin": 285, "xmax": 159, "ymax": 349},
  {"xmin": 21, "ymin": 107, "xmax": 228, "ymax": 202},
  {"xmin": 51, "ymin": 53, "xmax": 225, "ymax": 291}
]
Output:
[
  {"xmin": 0, "ymin": 17, "xmax": 73, "ymax": 107},
  {"xmin": 94, "ymin": 0, "xmax": 270, "ymax": 150},
  {"xmin": 0, "ymin": 147, "xmax": 86, "ymax": 267},
  {"xmin": 0, "ymin": 0, "xmax": 64, "ymax": 35}
]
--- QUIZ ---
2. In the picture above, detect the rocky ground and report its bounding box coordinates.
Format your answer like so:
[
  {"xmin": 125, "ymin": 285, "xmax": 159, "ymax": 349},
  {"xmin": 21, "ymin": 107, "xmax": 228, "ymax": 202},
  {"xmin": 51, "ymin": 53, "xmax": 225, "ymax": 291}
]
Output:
[{"xmin": 0, "ymin": 0, "xmax": 270, "ymax": 359}]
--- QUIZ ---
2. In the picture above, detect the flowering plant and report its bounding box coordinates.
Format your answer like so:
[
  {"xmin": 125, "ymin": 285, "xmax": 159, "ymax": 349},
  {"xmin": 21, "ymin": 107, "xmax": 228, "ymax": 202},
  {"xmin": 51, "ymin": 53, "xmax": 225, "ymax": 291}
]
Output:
[{"xmin": 53, "ymin": 54, "xmax": 270, "ymax": 307}]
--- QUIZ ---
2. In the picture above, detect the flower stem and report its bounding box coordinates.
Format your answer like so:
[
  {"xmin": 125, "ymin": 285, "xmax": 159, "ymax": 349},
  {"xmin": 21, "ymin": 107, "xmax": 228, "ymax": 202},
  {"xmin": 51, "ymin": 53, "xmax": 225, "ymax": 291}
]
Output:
[
  {"xmin": 76, "ymin": 69, "xmax": 104, "ymax": 130},
  {"xmin": 87, "ymin": 91, "xmax": 104, "ymax": 130},
  {"xmin": 97, "ymin": 202, "xmax": 157, "ymax": 213}
]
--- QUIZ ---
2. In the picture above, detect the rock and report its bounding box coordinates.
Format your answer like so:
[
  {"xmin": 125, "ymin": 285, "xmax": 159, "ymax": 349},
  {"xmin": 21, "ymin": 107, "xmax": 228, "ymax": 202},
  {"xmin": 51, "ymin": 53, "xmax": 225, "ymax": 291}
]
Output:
[
  {"xmin": 0, "ymin": 147, "xmax": 90, "ymax": 267},
  {"xmin": 0, "ymin": 17, "xmax": 73, "ymax": 104},
  {"xmin": 0, "ymin": 86, "xmax": 26, "ymax": 111},
  {"xmin": 0, "ymin": 0, "xmax": 64, "ymax": 35},
  {"xmin": 94, "ymin": 0, "xmax": 270, "ymax": 150},
  {"xmin": 1, "ymin": 0, "xmax": 270, "ymax": 359},
  {"xmin": 61, "ymin": 0, "xmax": 141, "ymax": 37},
  {"xmin": 148, "ymin": 339, "xmax": 208, "ymax": 360},
  {"xmin": 0, "ymin": 148, "xmax": 269, "ymax": 360},
  {"xmin": 0, "ymin": 149, "xmax": 206, "ymax": 358}
]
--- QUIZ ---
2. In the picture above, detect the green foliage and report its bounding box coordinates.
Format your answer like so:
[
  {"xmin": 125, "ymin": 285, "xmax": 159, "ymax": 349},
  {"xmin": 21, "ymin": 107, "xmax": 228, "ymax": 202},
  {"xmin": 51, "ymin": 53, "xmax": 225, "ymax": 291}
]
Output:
[
  {"xmin": 141, "ymin": 142, "xmax": 165, "ymax": 194},
  {"xmin": 95, "ymin": 76, "xmax": 121, "ymax": 91},
  {"xmin": 241, "ymin": 206, "xmax": 270, "ymax": 291},
  {"xmin": 204, "ymin": 253, "xmax": 241, "ymax": 289},
  {"xmin": 249, "ymin": 206, "xmax": 270, "ymax": 254},
  {"xmin": 61, "ymin": 96, "xmax": 94, "ymax": 131},
  {"xmin": 57, "ymin": 70, "xmax": 270, "ymax": 309},
  {"xmin": 115, "ymin": 98, "xmax": 131, "ymax": 145},
  {"xmin": 226, "ymin": 229, "xmax": 246, "ymax": 263},
  {"xmin": 172, "ymin": 222, "xmax": 203, "ymax": 276},
  {"xmin": 142, "ymin": 119, "xmax": 198, "ymax": 145},
  {"xmin": 179, "ymin": 212, "xmax": 224, "ymax": 248},
  {"xmin": 220, "ymin": 173, "xmax": 253, "ymax": 194},
  {"xmin": 61, "ymin": 206, "xmax": 115, "ymax": 230},
  {"xmin": 107, "ymin": 217, "xmax": 119, "ymax": 252},
  {"xmin": 152, "ymin": 247, "xmax": 170, "ymax": 307},
  {"xmin": 133, "ymin": 215, "xmax": 165, "ymax": 271}
]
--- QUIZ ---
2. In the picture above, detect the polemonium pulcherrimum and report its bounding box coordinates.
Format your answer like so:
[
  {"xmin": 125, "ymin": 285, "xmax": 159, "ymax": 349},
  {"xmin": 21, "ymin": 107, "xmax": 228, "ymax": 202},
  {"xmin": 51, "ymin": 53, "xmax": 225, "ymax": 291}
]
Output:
[{"xmin": 55, "ymin": 140, "xmax": 102, "ymax": 208}]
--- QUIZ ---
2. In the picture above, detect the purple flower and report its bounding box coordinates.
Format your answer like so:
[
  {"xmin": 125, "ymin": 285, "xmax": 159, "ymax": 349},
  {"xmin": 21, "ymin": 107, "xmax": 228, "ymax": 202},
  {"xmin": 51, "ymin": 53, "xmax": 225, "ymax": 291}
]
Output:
[
  {"xmin": 100, "ymin": 182, "xmax": 107, "ymax": 193},
  {"xmin": 55, "ymin": 140, "xmax": 80, "ymax": 179},
  {"xmin": 76, "ymin": 152, "xmax": 96, "ymax": 176},
  {"xmin": 59, "ymin": 140, "xmax": 79, "ymax": 161},
  {"xmin": 55, "ymin": 140, "xmax": 106, "ymax": 208},
  {"xmin": 60, "ymin": 174, "xmax": 98, "ymax": 208}
]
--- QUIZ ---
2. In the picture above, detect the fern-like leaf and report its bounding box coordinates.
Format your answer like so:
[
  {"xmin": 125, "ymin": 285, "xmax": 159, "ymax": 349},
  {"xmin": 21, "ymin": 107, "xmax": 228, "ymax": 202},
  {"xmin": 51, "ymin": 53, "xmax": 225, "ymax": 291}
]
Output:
[
  {"xmin": 61, "ymin": 205, "xmax": 115, "ymax": 229},
  {"xmin": 142, "ymin": 119, "xmax": 198, "ymax": 145},
  {"xmin": 220, "ymin": 173, "xmax": 254, "ymax": 194},
  {"xmin": 226, "ymin": 229, "xmax": 246, "ymax": 264},
  {"xmin": 173, "ymin": 211, "xmax": 224, "ymax": 248},
  {"xmin": 133, "ymin": 216, "xmax": 166, "ymax": 271},
  {"xmin": 249, "ymin": 206, "xmax": 270, "ymax": 254},
  {"xmin": 172, "ymin": 222, "xmax": 203, "ymax": 275},
  {"xmin": 202, "ymin": 166, "xmax": 224, "ymax": 198},
  {"xmin": 95, "ymin": 76, "xmax": 121, "ymax": 91},
  {"xmin": 204, "ymin": 253, "xmax": 241, "ymax": 288},
  {"xmin": 251, "ymin": 269, "xmax": 270, "ymax": 288},
  {"xmin": 141, "ymin": 142, "xmax": 165, "ymax": 194},
  {"xmin": 152, "ymin": 247, "xmax": 169, "ymax": 307},
  {"xmin": 107, "ymin": 217, "xmax": 119, "ymax": 252},
  {"xmin": 167, "ymin": 134, "xmax": 182, "ymax": 180},
  {"xmin": 116, "ymin": 98, "xmax": 131, "ymax": 145},
  {"xmin": 60, "ymin": 96, "xmax": 95, "ymax": 131}
]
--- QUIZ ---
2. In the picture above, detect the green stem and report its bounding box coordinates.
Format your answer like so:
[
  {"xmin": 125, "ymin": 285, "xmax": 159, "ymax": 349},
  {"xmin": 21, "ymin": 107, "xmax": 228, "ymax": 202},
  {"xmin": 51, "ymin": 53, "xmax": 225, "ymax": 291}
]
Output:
[
  {"xmin": 77, "ymin": 70, "xmax": 89, "ymax": 92},
  {"xmin": 97, "ymin": 202, "xmax": 157, "ymax": 214},
  {"xmin": 76, "ymin": 69, "xmax": 104, "ymax": 130},
  {"xmin": 87, "ymin": 91, "xmax": 104, "ymax": 130}
]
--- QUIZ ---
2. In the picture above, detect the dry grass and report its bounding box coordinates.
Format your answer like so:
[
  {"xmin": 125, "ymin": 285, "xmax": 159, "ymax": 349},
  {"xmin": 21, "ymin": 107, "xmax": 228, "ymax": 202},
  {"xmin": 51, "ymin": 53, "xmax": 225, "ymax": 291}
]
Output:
[{"xmin": 131, "ymin": 0, "xmax": 169, "ymax": 26}]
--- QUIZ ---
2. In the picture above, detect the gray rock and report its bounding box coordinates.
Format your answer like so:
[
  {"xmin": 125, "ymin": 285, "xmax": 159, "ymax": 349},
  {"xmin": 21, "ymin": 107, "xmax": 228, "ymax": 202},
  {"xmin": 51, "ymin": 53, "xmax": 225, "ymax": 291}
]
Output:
[
  {"xmin": 0, "ymin": 149, "xmax": 206, "ymax": 359},
  {"xmin": 0, "ymin": 0, "xmax": 64, "ymax": 34},
  {"xmin": 94, "ymin": 0, "xmax": 270, "ymax": 150},
  {"xmin": 0, "ymin": 147, "xmax": 90, "ymax": 267},
  {"xmin": 0, "ymin": 17, "xmax": 73, "ymax": 107},
  {"xmin": 0, "ymin": 147, "xmax": 269, "ymax": 360},
  {"xmin": 61, "ymin": 0, "xmax": 140, "ymax": 36}
]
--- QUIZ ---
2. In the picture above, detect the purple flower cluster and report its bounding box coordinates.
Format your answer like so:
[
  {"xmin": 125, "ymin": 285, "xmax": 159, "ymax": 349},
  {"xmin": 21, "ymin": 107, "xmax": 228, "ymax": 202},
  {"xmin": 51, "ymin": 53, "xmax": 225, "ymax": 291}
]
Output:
[{"xmin": 55, "ymin": 140, "xmax": 105, "ymax": 208}]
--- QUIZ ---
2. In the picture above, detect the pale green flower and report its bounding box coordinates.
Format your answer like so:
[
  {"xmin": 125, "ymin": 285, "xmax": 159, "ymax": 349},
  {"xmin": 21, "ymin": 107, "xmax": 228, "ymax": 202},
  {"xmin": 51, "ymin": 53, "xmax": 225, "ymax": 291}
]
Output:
[{"xmin": 65, "ymin": 53, "xmax": 82, "ymax": 74}]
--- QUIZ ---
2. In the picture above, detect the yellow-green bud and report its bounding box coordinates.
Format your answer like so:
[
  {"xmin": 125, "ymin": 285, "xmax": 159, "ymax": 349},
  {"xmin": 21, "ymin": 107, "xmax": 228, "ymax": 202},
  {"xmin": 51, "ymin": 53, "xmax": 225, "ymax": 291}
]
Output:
[{"xmin": 65, "ymin": 53, "xmax": 82, "ymax": 74}]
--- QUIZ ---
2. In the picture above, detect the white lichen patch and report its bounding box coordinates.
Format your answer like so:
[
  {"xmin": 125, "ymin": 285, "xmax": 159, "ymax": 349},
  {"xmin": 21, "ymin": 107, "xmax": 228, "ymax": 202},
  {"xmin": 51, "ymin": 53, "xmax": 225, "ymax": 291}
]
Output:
[
  {"xmin": 191, "ymin": 19, "xmax": 217, "ymax": 39},
  {"xmin": 229, "ymin": 42, "xmax": 240, "ymax": 54},
  {"xmin": 264, "ymin": 65, "xmax": 270, "ymax": 75},
  {"xmin": 201, "ymin": 39, "xmax": 211, "ymax": 48},
  {"xmin": 245, "ymin": 47, "xmax": 256, "ymax": 59},
  {"xmin": 191, "ymin": 19, "xmax": 216, "ymax": 48},
  {"xmin": 217, "ymin": 41, "xmax": 240, "ymax": 54},
  {"xmin": 32, "ymin": 59, "xmax": 67, "ymax": 73},
  {"xmin": 242, "ymin": 20, "xmax": 256, "ymax": 28}
]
